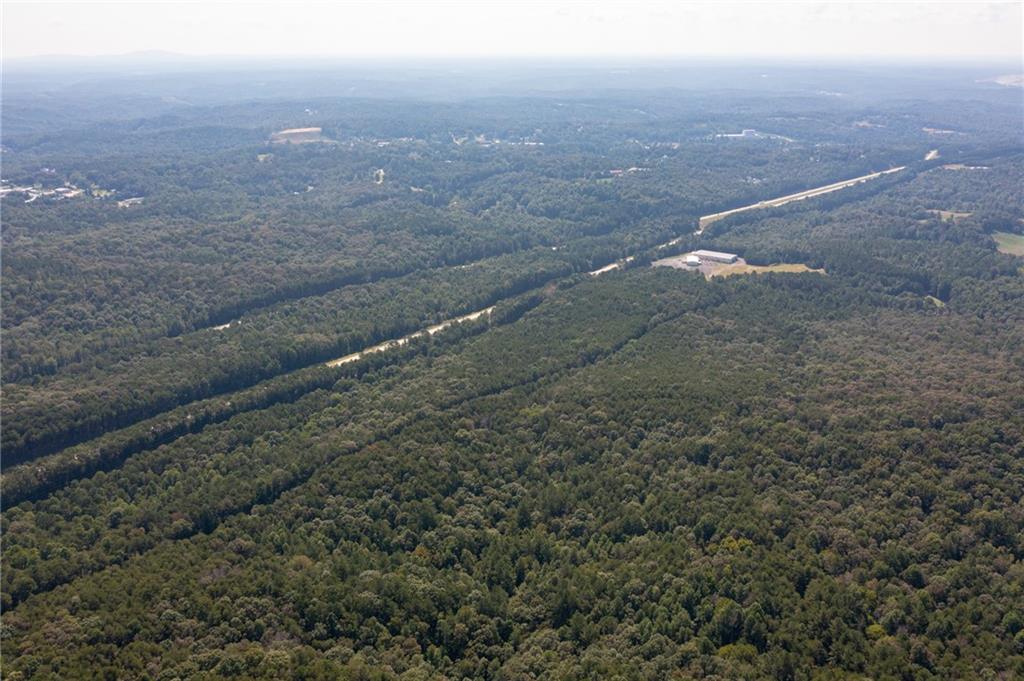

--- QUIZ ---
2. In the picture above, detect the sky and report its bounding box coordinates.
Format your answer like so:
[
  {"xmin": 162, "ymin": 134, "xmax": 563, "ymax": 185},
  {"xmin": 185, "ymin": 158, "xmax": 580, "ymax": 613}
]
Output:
[{"xmin": 3, "ymin": 1, "xmax": 1022, "ymax": 63}]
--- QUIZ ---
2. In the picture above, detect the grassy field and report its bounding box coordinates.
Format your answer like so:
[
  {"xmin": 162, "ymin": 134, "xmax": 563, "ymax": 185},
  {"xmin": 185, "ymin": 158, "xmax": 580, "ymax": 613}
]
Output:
[
  {"xmin": 708, "ymin": 262, "xmax": 825, "ymax": 278},
  {"xmin": 993, "ymin": 231, "xmax": 1024, "ymax": 256}
]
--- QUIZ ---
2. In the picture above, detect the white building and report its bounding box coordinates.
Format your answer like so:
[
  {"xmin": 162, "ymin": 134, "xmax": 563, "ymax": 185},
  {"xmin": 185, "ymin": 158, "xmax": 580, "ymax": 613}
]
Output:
[{"xmin": 691, "ymin": 249, "xmax": 739, "ymax": 264}]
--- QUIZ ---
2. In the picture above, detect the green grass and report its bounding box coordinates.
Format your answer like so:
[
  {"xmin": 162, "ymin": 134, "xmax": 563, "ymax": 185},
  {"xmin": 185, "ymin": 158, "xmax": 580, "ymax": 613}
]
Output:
[{"xmin": 993, "ymin": 231, "xmax": 1024, "ymax": 256}]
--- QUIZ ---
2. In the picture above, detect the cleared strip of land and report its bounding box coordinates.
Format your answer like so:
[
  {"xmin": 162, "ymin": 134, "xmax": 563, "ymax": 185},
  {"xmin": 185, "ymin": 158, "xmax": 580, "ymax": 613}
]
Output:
[
  {"xmin": 697, "ymin": 166, "xmax": 905, "ymax": 233},
  {"xmin": 589, "ymin": 256, "xmax": 635, "ymax": 276},
  {"xmin": 327, "ymin": 307, "xmax": 495, "ymax": 366}
]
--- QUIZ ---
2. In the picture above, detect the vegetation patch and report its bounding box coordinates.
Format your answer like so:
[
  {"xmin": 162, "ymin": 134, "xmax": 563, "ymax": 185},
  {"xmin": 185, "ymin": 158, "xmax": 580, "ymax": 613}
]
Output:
[{"xmin": 993, "ymin": 231, "xmax": 1024, "ymax": 256}]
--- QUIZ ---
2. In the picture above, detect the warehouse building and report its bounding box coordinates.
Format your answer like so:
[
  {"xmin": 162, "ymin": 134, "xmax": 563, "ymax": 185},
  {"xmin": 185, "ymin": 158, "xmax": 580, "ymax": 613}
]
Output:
[{"xmin": 691, "ymin": 249, "xmax": 739, "ymax": 264}]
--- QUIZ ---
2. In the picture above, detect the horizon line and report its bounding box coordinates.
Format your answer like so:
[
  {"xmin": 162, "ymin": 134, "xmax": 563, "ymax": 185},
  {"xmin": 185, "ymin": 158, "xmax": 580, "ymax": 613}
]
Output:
[{"xmin": 6, "ymin": 50, "xmax": 1022, "ymax": 67}]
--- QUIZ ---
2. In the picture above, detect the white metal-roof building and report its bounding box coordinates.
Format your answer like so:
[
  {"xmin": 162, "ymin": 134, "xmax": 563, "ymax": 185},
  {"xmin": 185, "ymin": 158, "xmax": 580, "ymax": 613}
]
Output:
[{"xmin": 691, "ymin": 249, "xmax": 739, "ymax": 263}]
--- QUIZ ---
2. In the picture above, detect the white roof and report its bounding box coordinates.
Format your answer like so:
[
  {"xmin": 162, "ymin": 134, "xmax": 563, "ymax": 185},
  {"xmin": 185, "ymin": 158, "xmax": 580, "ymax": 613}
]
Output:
[{"xmin": 691, "ymin": 249, "xmax": 738, "ymax": 259}]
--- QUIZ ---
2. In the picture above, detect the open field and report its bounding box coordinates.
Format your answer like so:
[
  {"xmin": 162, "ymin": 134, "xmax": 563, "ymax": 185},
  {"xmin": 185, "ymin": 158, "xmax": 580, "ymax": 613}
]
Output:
[
  {"xmin": 707, "ymin": 260, "xmax": 824, "ymax": 278},
  {"xmin": 697, "ymin": 166, "xmax": 905, "ymax": 232},
  {"xmin": 993, "ymin": 231, "xmax": 1024, "ymax": 256}
]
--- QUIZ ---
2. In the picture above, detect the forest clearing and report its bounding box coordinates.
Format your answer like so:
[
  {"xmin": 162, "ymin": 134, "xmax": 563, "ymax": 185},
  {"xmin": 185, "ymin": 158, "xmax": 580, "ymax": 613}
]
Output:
[
  {"xmin": 994, "ymin": 231, "xmax": 1024, "ymax": 256},
  {"xmin": 652, "ymin": 253, "xmax": 823, "ymax": 279},
  {"xmin": 707, "ymin": 261, "xmax": 823, "ymax": 278}
]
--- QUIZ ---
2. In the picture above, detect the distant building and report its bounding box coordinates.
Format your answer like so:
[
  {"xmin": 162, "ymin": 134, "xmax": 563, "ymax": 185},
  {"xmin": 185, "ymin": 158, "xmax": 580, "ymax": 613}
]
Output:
[
  {"xmin": 691, "ymin": 249, "xmax": 739, "ymax": 263},
  {"xmin": 685, "ymin": 254, "xmax": 701, "ymax": 267}
]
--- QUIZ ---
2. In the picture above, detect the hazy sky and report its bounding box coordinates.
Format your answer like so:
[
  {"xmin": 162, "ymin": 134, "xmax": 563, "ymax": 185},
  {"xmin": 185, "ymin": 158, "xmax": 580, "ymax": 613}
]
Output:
[{"xmin": 3, "ymin": 1, "xmax": 1022, "ymax": 62}]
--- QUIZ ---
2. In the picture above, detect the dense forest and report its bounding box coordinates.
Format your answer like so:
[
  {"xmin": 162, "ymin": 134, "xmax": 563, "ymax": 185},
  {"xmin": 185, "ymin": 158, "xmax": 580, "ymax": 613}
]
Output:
[{"xmin": 2, "ymin": 61, "xmax": 1023, "ymax": 679}]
